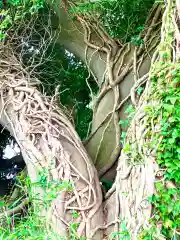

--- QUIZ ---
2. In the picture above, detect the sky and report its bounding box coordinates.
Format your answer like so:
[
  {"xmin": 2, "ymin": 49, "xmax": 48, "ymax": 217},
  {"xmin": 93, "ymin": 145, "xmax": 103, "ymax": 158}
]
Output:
[{"xmin": 3, "ymin": 141, "xmax": 20, "ymax": 159}]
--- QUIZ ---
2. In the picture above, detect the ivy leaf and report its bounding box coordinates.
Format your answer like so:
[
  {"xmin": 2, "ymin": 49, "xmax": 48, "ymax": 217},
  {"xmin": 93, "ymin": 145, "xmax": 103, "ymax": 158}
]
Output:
[
  {"xmin": 155, "ymin": 182, "xmax": 164, "ymax": 192},
  {"xmin": 136, "ymin": 87, "xmax": 144, "ymax": 95},
  {"xmin": 121, "ymin": 131, "xmax": 126, "ymax": 144},
  {"xmin": 168, "ymin": 116, "xmax": 176, "ymax": 123},
  {"xmin": 164, "ymin": 219, "xmax": 173, "ymax": 228},
  {"xmin": 0, "ymin": 31, "xmax": 5, "ymax": 40},
  {"xmin": 166, "ymin": 96, "xmax": 177, "ymax": 105},
  {"xmin": 71, "ymin": 210, "xmax": 79, "ymax": 219},
  {"xmin": 119, "ymin": 120, "xmax": 124, "ymax": 125},
  {"xmin": 163, "ymin": 104, "xmax": 174, "ymax": 113},
  {"xmin": 119, "ymin": 119, "xmax": 129, "ymax": 127},
  {"xmin": 123, "ymin": 143, "xmax": 130, "ymax": 153},
  {"xmin": 0, "ymin": 201, "xmax": 5, "ymax": 206}
]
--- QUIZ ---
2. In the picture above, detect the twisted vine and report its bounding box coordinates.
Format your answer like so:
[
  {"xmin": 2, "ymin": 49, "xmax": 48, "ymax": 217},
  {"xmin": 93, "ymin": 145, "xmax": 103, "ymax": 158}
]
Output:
[
  {"xmin": 71, "ymin": 3, "xmax": 162, "ymax": 176},
  {"xmin": 0, "ymin": 44, "xmax": 103, "ymax": 238},
  {"xmin": 103, "ymin": 0, "xmax": 180, "ymax": 238}
]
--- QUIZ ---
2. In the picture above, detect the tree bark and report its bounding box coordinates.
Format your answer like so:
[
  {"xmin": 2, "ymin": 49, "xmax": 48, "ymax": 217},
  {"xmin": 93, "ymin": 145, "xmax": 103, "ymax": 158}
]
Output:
[
  {"xmin": 50, "ymin": 1, "xmax": 106, "ymax": 83},
  {"xmin": 51, "ymin": 2, "xmax": 162, "ymax": 176},
  {"xmin": 49, "ymin": 0, "xmax": 180, "ymax": 238},
  {"xmin": 104, "ymin": 1, "xmax": 180, "ymax": 238},
  {"xmin": 0, "ymin": 0, "xmax": 179, "ymax": 239},
  {"xmin": 0, "ymin": 46, "xmax": 103, "ymax": 239}
]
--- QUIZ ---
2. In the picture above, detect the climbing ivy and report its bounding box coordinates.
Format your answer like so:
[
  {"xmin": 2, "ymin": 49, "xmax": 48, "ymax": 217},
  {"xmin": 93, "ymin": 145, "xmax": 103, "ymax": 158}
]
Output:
[
  {"xmin": 152, "ymin": 65, "xmax": 180, "ymax": 182},
  {"xmin": 142, "ymin": 63, "xmax": 180, "ymax": 239},
  {"xmin": 123, "ymin": 0, "xmax": 180, "ymax": 238},
  {"xmin": 139, "ymin": 35, "xmax": 180, "ymax": 240}
]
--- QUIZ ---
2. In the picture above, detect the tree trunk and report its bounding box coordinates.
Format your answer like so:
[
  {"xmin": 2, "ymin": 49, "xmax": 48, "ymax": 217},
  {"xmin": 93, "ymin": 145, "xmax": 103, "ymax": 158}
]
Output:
[
  {"xmin": 52, "ymin": 2, "xmax": 162, "ymax": 177},
  {"xmin": 0, "ymin": 46, "xmax": 103, "ymax": 239},
  {"xmin": 104, "ymin": 1, "xmax": 180, "ymax": 238},
  {"xmin": 0, "ymin": 0, "xmax": 179, "ymax": 239}
]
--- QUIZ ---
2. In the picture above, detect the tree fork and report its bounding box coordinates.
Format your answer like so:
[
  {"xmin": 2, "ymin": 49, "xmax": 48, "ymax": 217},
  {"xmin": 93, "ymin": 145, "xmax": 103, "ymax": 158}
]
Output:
[
  {"xmin": 49, "ymin": 1, "xmax": 163, "ymax": 175},
  {"xmin": 82, "ymin": 4, "xmax": 162, "ymax": 175}
]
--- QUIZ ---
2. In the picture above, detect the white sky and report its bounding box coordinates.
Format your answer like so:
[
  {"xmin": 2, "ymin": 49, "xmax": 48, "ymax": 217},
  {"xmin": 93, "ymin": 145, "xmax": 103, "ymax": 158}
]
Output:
[{"xmin": 3, "ymin": 142, "xmax": 20, "ymax": 159}]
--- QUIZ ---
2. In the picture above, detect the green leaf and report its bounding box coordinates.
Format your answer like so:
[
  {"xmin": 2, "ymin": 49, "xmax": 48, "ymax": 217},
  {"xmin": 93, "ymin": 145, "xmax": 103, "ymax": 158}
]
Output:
[
  {"xmin": 123, "ymin": 143, "xmax": 130, "ymax": 153},
  {"xmin": 166, "ymin": 96, "xmax": 177, "ymax": 105},
  {"xmin": 155, "ymin": 182, "xmax": 164, "ymax": 192},
  {"xmin": 119, "ymin": 120, "xmax": 124, "ymax": 125},
  {"xmin": 125, "ymin": 105, "xmax": 135, "ymax": 114},
  {"xmin": 0, "ymin": 201, "xmax": 5, "ymax": 206},
  {"xmin": 168, "ymin": 116, "xmax": 176, "ymax": 122},
  {"xmin": 164, "ymin": 219, "xmax": 173, "ymax": 228},
  {"xmin": 163, "ymin": 104, "xmax": 174, "ymax": 113},
  {"xmin": 72, "ymin": 210, "xmax": 79, "ymax": 219},
  {"xmin": 136, "ymin": 87, "xmax": 144, "ymax": 95}
]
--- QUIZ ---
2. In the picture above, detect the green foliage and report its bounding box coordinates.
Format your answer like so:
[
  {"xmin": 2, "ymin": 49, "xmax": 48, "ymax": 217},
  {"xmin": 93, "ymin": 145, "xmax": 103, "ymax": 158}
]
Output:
[
  {"xmin": 30, "ymin": 168, "xmax": 74, "ymax": 205},
  {"xmin": 121, "ymin": 131, "xmax": 126, "ymax": 145},
  {"xmin": 138, "ymin": 226, "xmax": 168, "ymax": 240},
  {"xmin": 70, "ymin": 0, "xmax": 155, "ymax": 42},
  {"xmin": 0, "ymin": 168, "xmax": 80, "ymax": 239},
  {"xmin": 136, "ymin": 87, "xmax": 144, "ymax": 96},
  {"xmin": 12, "ymin": 8, "xmax": 98, "ymax": 141},
  {"xmin": 0, "ymin": 0, "xmax": 47, "ymax": 39},
  {"xmin": 71, "ymin": 210, "xmax": 80, "ymax": 219},
  {"xmin": 119, "ymin": 105, "xmax": 135, "ymax": 146},
  {"xmin": 0, "ymin": 171, "xmax": 51, "ymax": 239},
  {"xmin": 141, "ymin": 64, "xmax": 180, "ymax": 239},
  {"xmin": 148, "ymin": 184, "xmax": 180, "ymax": 238},
  {"xmin": 57, "ymin": 54, "xmax": 97, "ymax": 139},
  {"xmin": 110, "ymin": 220, "xmax": 130, "ymax": 240},
  {"xmin": 38, "ymin": 45, "xmax": 97, "ymax": 140},
  {"xmin": 125, "ymin": 104, "xmax": 135, "ymax": 120},
  {"xmin": 152, "ymin": 65, "xmax": 180, "ymax": 182},
  {"xmin": 100, "ymin": 178, "xmax": 113, "ymax": 192},
  {"xmin": 119, "ymin": 106, "xmax": 133, "ymax": 145},
  {"xmin": 139, "ymin": 3, "xmax": 179, "ymax": 236},
  {"xmin": 0, "ymin": 213, "xmax": 62, "ymax": 240},
  {"xmin": 119, "ymin": 119, "xmax": 129, "ymax": 128},
  {"xmin": 69, "ymin": 222, "xmax": 85, "ymax": 240},
  {"xmin": 130, "ymin": 35, "xmax": 144, "ymax": 46}
]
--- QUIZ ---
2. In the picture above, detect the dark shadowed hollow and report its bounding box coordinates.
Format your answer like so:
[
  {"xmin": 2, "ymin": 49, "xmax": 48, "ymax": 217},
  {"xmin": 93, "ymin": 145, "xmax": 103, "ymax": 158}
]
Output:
[{"xmin": 0, "ymin": 125, "xmax": 25, "ymax": 197}]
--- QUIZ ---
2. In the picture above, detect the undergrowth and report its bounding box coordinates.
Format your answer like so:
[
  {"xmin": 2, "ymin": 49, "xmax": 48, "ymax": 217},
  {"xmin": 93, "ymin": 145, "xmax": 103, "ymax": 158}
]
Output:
[{"xmin": 0, "ymin": 169, "xmax": 83, "ymax": 240}]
